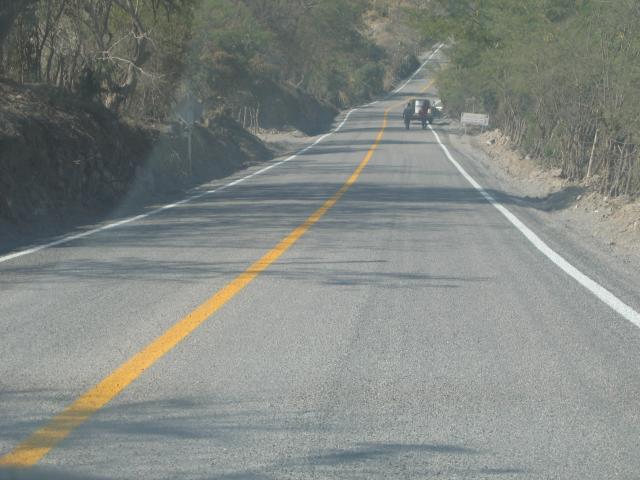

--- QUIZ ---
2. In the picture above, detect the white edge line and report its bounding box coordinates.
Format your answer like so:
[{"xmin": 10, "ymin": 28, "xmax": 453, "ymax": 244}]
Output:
[
  {"xmin": 428, "ymin": 124, "xmax": 640, "ymax": 329},
  {"xmin": 0, "ymin": 44, "xmax": 443, "ymax": 265},
  {"xmin": 0, "ymin": 113, "xmax": 356, "ymax": 264}
]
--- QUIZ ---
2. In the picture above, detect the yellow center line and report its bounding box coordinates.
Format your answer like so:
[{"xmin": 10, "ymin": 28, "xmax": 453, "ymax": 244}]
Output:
[{"xmin": 0, "ymin": 81, "xmax": 433, "ymax": 468}]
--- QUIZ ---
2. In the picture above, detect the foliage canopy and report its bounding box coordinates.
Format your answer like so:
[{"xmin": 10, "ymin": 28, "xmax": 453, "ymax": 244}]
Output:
[{"xmin": 415, "ymin": 0, "xmax": 640, "ymax": 196}]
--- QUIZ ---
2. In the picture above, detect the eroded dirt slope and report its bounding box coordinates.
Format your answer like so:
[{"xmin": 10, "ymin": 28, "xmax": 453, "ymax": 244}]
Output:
[{"xmin": 0, "ymin": 81, "xmax": 271, "ymax": 226}]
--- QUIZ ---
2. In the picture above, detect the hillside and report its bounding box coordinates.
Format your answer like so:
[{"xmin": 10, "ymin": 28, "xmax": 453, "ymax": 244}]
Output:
[
  {"xmin": 0, "ymin": 0, "xmax": 428, "ymax": 227},
  {"xmin": 0, "ymin": 80, "xmax": 271, "ymax": 224}
]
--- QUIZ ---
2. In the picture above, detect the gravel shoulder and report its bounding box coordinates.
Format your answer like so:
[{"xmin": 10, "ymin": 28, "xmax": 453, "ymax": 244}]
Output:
[{"xmin": 445, "ymin": 124, "xmax": 640, "ymax": 266}]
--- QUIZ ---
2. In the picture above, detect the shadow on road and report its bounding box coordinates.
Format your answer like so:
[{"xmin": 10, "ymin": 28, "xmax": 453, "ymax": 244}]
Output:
[
  {"xmin": 0, "ymin": 117, "xmax": 582, "ymax": 293},
  {"xmin": 0, "ymin": 174, "xmax": 563, "ymax": 288},
  {"xmin": 0, "ymin": 393, "xmax": 527, "ymax": 480}
]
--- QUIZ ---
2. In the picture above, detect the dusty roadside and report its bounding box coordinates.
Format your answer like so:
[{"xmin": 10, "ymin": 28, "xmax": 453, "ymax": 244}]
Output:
[
  {"xmin": 256, "ymin": 128, "xmax": 328, "ymax": 158},
  {"xmin": 444, "ymin": 124, "xmax": 640, "ymax": 271}
]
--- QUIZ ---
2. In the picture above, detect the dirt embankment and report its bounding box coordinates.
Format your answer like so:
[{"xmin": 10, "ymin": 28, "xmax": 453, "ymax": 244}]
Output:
[
  {"xmin": 475, "ymin": 129, "xmax": 640, "ymax": 257},
  {"xmin": 0, "ymin": 80, "xmax": 271, "ymax": 226},
  {"xmin": 252, "ymin": 78, "xmax": 338, "ymax": 135}
]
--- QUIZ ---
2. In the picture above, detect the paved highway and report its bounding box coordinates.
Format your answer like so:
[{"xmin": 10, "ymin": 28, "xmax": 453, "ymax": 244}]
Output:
[{"xmin": 1, "ymin": 48, "xmax": 640, "ymax": 479}]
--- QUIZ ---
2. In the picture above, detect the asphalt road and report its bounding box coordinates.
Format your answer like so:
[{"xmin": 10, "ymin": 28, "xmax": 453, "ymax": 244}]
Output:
[{"xmin": 1, "ymin": 49, "xmax": 640, "ymax": 479}]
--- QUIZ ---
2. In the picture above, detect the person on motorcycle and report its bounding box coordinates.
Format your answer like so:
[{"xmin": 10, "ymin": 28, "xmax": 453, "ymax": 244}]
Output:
[{"xmin": 402, "ymin": 102, "xmax": 413, "ymax": 130}]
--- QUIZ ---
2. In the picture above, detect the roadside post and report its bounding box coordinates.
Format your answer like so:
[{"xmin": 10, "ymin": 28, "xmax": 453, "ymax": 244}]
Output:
[{"xmin": 176, "ymin": 95, "xmax": 203, "ymax": 176}]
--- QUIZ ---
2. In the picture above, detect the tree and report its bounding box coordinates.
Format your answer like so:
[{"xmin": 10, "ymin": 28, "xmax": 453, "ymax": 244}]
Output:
[{"xmin": 413, "ymin": 0, "xmax": 640, "ymax": 196}]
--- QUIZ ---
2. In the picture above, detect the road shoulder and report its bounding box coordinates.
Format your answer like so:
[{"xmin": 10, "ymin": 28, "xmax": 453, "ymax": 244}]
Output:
[{"xmin": 436, "ymin": 120, "xmax": 640, "ymax": 320}]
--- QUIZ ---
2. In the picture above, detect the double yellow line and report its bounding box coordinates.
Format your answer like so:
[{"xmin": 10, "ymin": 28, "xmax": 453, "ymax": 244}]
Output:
[{"xmin": 0, "ymin": 84, "xmax": 438, "ymax": 467}]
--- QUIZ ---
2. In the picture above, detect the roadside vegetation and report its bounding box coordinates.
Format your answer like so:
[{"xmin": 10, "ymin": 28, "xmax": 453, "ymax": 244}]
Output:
[
  {"xmin": 0, "ymin": 0, "xmax": 425, "ymax": 121},
  {"xmin": 414, "ymin": 0, "xmax": 640, "ymax": 198},
  {"xmin": 0, "ymin": 0, "xmax": 427, "ymax": 223}
]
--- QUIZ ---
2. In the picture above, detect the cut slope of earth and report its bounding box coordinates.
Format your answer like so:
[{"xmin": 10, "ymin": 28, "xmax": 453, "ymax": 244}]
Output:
[{"xmin": 0, "ymin": 80, "xmax": 271, "ymax": 227}]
